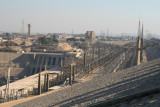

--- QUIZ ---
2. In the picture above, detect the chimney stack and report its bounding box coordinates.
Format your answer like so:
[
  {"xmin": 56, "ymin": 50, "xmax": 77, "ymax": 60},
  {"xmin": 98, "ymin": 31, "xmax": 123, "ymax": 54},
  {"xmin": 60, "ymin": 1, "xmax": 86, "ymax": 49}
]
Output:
[{"xmin": 28, "ymin": 24, "xmax": 31, "ymax": 36}]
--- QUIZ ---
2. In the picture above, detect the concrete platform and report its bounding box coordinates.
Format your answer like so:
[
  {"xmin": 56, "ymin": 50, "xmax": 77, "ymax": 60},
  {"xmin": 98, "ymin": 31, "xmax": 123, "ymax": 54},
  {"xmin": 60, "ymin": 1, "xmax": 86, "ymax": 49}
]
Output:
[{"xmin": 0, "ymin": 67, "xmax": 63, "ymax": 97}]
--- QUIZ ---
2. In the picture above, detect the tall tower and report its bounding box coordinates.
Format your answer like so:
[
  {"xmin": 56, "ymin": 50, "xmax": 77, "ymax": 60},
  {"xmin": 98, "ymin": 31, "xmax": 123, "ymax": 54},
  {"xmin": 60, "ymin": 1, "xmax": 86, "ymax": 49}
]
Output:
[{"xmin": 28, "ymin": 24, "xmax": 31, "ymax": 36}]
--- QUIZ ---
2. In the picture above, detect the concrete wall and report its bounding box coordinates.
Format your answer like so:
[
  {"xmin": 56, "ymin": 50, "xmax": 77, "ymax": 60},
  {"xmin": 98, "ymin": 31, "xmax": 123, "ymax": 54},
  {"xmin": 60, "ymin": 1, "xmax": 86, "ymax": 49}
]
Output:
[
  {"xmin": 0, "ymin": 52, "xmax": 34, "ymax": 80},
  {"xmin": 0, "ymin": 52, "xmax": 22, "ymax": 63},
  {"xmin": 0, "ymin": 52, "xmax": 65, "ymax": 78},
  {"xmin": 30, "ymin": 53, "xmax": 64, "ymax": 75}
]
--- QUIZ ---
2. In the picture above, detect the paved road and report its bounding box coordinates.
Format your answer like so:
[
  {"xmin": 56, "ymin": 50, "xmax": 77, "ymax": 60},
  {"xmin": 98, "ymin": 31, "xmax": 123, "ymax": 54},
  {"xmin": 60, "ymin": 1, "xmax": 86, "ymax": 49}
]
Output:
[{"xmin": 14, "ymin": 58, "xmax": 160, "ymax": 107}]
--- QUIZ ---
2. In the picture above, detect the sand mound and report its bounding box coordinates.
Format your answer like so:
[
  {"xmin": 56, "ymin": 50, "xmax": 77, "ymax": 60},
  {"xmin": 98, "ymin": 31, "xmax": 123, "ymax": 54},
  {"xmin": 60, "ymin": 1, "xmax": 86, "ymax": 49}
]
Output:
[{"xmin": 56, "ymin": 43, "xmax": 72, "ymax": 51}]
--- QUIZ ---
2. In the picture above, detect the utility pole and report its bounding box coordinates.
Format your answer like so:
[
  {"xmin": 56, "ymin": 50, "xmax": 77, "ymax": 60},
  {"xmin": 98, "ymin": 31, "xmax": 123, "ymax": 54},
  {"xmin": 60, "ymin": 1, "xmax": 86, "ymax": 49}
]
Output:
[
  {"xmin": 38, "ymin": 72, "xmax": 42, "ymax": 95},
  {"xmin": 69, "ymin": 61, "xmax": 76, "ymax": 85},
  {"xmin": 98, "ymin": 43, "xmax": 101, "ymax": 66},
  {"xmin": 43, "ymin": 65, "xmax": 46, "ymax": 92},
  {"xmin": 71, "ymin": 61, "xmax": 76, "ymax": 82},
  {"xmin": 92, "ymin": 46, "xmax": 95, "ymax": 62},
  {"xmin": 46, "ymin": 73, "xmax": 49, "ymax": 92},
  {"xmin": 84, "ymin": 52, "xmax": 86, "ymax": 67},
  {"xmin": 4, "ymin": 67, "xmax": 11, "ymax": 102},
  {"xmin": 69, "ymin": 65, "xmax": 72, "ymax": 85},
  {"xmin": 4, "ymin": 61, "xmax": 16, "ymax": 102},
  {"xmin": 72, "ymin": 65, "xmax": 75, "ymax": 81},
  {"xmin": 98, "ymin": 43, "xmax": 101, "ymax": 58},
  {"xmin": 7, "ymin": 67, "xmax": 10, "ymax": 101}
]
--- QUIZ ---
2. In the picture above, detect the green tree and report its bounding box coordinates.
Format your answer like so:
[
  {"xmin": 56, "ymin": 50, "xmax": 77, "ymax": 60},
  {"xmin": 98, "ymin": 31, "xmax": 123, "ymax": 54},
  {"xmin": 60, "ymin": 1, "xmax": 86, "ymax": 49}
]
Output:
[{"xmin": 38, "ymin": 36, "xmax": 58, "ymax": 45}]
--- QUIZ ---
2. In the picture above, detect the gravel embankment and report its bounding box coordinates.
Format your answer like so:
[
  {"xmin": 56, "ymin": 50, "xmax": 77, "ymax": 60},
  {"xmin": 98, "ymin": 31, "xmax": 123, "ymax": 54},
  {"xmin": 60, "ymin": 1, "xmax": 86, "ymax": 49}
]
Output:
[
  {"xmin": 116, "ymin": 93, "xmax": 160, "ymax": 107},
  {"xmin": 14, "ymin": 58, "xmax": 160, "ymax": 107}
]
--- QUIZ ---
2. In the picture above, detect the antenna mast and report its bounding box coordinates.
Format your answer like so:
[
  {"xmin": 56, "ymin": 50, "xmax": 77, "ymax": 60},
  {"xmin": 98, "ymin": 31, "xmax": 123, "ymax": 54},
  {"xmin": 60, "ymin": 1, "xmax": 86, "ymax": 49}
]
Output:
[{"xmin": 21, "ymin": 19, "xmax": 24, "ymax": 35}]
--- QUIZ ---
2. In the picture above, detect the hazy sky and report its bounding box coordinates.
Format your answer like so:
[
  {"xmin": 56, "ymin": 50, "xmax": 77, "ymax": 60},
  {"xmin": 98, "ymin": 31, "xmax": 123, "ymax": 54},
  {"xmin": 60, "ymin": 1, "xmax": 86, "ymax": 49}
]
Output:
[{"xmin": 0, "ymin": 0, "xmax": 160, "ymax": 35}]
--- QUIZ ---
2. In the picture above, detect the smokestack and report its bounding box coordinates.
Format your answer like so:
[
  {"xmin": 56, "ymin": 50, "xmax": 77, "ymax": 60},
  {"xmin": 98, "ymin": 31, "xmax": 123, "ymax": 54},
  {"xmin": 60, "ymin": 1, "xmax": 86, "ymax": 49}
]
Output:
[{"xmin": 28, "ymin": 24, "xmax": 31, "ymax": 36}]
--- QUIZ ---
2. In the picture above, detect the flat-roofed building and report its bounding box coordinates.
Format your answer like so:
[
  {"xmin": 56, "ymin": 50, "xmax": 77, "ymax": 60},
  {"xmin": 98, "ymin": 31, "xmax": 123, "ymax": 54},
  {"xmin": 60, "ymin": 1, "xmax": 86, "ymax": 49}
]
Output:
[{"xmin": 86, "ymin": 31, "xmax": 96, "ymax": 43}]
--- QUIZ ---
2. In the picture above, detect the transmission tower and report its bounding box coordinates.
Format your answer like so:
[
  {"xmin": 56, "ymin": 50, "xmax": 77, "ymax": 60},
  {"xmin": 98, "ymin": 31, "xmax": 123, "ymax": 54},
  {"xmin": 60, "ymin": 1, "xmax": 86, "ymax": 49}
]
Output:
[{"xmin": 21, "ymin": 19, "xmax": 24, "ymax": 35}]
